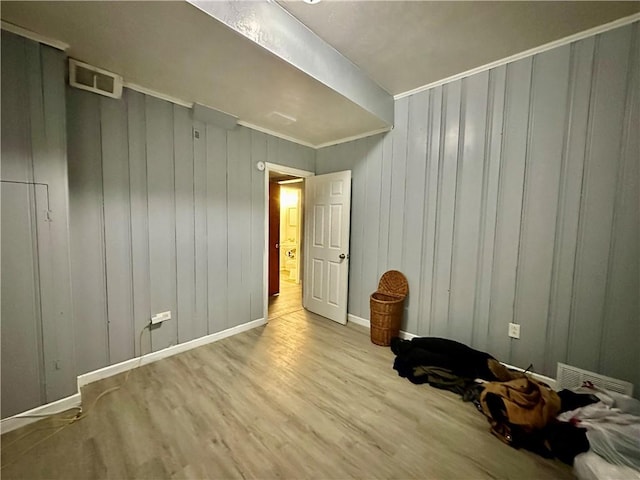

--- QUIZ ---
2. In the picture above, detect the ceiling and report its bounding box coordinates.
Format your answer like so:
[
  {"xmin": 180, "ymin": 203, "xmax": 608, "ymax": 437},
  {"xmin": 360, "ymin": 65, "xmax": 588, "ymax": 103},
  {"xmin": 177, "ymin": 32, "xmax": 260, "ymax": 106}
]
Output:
[
  {"xmin": 2, "ymin": 1, "xmax": 638, "ymax": 148},
  {"xmin": 280, "ymin": 1, "xmax": 640, "ymax": 96}
]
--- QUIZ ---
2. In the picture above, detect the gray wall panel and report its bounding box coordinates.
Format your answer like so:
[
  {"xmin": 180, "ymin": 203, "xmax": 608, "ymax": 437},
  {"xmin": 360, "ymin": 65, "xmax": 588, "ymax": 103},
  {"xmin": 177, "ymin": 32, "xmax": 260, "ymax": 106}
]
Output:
[
  {"xmin": 250, "ymin": 131, "xmax": 267, "ymax": 321},
  {"xmin": 544, "ymin": 39, "xmax": 594, "ymax": 374},
  {"xmin": 512, "ymin": 46, "xmax": 571, "ymax": 370},
  {"xmin": 402, "ymin": 92, "xmax": 429, "ymax": 334},
  {"xmin": 127, "ymin": 89, "xmax": 153, "ymax": 357},
  {"xmin": 34, "ymin": 45, "xmax": 77, "ymax": 400},
  {"xmin": 349, "ymin": 140, "xmax": 365, "ymax": 318},
  {"xmin": 416, "ymin": 87, "xmax": 442, "ymax": 337},
  {"xmin": 472, "ymin": 67, "xmax": 505, "ymax": 352},
  {"xmin": 487, "ymin": 58, "xmax": 531, "ymax": 362},
  {"xmin": 101, "ymin": 97, "xmax": 134, "ymax": 364},
  {"xmin": 2, "ymin": 33, "xmax": 76, "ymax": 415},
  {"xmin": 206, "ymin": 125, "xmax": 228, "ymax": 333},
  {"xmin": 146, "ymin": 96, "xmax": 178, "ymax": 351},
  {"xmin": 317, "ymin": 23, "xmax": 639, "ymax": 389},
  {"xmin": 67, "ymin": 89, "xmax": 110, "ymax": 373},
  {"xmin": 387, "ymin": 97, "xmax": 409, "ymax": 270},
  {"xmin": 568, "ymin": 25, "xmax": 633, "ymax": 372},
  {"xmin": 449, "ymin": 73, "xmax": 488, "ymax": 345},
  {"xmin": 4, "ymin": 31, "xmax": 316, "ymax": 416},
  {"xmin": 600, "ymin": 24, "xmax": 639, "ymax": 389},
  {"xmin": 66, "ymin": 91, "xmax": 312, "ymax": 379},
  {"xmin": 193, "ymin": 120, "xmax": 209, "ymax": 339},
  {"xmin": 360, "ymin": 136, "xmax": 384, "ymax": 317},
  {"xmin": 1, "ymin": 32, "xmax": 32, "ymax": 182},
  {"xmin": 226, "ymin": 127, "xmax": 252, "ymax": 328},
  {"xmin": 431, "ymin": 81, "xmax": 461, "ymax": 339},
  {"xmin": 174, "ymin": 105, "xmax": 196, "ymax": 343},
  {"xmin": 1, "ymin": 184, "xmax": 45, "ymax": 417}
]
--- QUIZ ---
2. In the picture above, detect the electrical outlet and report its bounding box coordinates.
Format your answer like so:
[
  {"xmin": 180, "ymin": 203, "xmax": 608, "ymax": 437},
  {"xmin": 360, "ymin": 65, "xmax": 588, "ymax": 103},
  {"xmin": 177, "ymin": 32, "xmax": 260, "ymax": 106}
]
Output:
[
  {"xmin": 508, "ymin": 323, "xmax": 521, "ymax": 339},
  {"xmin": 151, "ymin": 311, "xmax": 171, "ymax": 325}
]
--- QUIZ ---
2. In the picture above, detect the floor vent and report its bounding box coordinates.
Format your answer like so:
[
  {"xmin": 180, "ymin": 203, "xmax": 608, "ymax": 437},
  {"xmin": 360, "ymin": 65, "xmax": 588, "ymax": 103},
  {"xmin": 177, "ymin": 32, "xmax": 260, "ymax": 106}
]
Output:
[{"xmin": 556, "ymin": 363, "xmax": 633, "ymax": 396}]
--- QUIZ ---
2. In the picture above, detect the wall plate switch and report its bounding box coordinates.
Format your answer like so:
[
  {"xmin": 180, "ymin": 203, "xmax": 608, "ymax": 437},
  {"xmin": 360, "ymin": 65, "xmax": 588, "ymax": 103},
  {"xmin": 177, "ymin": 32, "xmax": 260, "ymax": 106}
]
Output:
[
  {"xmin": 508, "ymin": 323, "xmax": 521, "ymax": 339},
  {"xmin": 151, "ymin": 311, "xmax": 171, "ymax": 325}
]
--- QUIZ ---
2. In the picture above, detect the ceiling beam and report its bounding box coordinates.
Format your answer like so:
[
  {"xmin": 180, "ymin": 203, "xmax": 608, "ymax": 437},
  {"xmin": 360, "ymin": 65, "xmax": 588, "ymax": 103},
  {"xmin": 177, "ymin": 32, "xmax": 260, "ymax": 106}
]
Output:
[{"xmin": 187, "ymin": 0, "xmax": 394, "ymax": 127}]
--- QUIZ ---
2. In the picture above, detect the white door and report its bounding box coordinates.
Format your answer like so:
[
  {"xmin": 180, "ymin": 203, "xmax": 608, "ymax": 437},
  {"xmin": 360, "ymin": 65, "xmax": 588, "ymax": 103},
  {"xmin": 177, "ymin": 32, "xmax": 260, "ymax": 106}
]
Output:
[{"xmin": 303, "ymin": 170, "xmax": 351, "ymax": 324}]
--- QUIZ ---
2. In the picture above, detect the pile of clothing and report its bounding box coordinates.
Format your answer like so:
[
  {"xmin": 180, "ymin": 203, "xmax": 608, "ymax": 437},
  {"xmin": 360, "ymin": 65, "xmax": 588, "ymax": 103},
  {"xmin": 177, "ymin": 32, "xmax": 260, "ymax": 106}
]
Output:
[
  {"xmin": 390, "ymin": 337, "xmax": 640, "ymax": 478},
  {"xmin": 559, "ymin": 384, "xmax": 640, "ymax": 480}
]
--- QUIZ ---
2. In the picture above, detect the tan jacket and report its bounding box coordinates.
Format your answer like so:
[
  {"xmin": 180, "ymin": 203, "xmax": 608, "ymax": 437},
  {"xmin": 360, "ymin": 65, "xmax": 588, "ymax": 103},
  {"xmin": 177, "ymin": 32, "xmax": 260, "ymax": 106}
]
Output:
[{"xmin": 480, "ymin": 377, "xmax": 561, "ymax": 431}]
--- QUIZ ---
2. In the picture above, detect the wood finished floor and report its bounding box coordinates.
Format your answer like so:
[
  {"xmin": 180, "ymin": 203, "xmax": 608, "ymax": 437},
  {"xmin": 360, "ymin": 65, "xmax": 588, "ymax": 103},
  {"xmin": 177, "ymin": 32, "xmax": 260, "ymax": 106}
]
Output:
[
  {"xmin": 268, "ymin": 273, "xmax": 302, "ymax": 321},
  {"xmin": 1, "ymin": 279, "xmax": 573, "ymax": 479}
]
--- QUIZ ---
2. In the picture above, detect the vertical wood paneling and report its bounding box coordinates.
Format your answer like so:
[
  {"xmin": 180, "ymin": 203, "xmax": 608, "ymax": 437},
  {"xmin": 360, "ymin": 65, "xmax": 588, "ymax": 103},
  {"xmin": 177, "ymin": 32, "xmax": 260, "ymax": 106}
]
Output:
[
  {"xmin": 430, "ymin": 81, "xmax": 462, "ymax": 338},
  {"xmin": 1, "ymin": 183, "xmax": 45, "ymax": 417},
  {"xmin": 67, "ymin": 89, "xmax": 110, "ymax": 373},
  {"xmin": 376, "ymin": 134, "xmax": 393, "ymax": 278},
  {"xmin": 226, "ymin": 127, "xmax": 252, "ymax": 328},
  {"xmin": 349, "ymin": 140, "xmax": 366, "ymax": 318},
  {"xmin": 250, "ymin": 130, "xmax": 267, "ymax": 321},
  {"xmin": 193, "ymin": 120, "xmax": 209, "ymax": 337},
  {"xmin": 360, "ymin": 136, "xmax": 384, "ymax": 317},
  {"xmin": 486, "ymin": 58, "xmax": 532, "ymax": 362},
  {"xmin": 600, "ymin": 24, "xmax": 639, "ymax": 387},
  {"xmin": 66, "ymin": 87, "xmax": 313, "ymax": 379},
  {"xmin": 512, "ymin": 46, "xmax": 571, "ymax": 370},
  {"xmin": 146, "ymin": 97, "xmax": 178, "ymax": 351},
  {"xmin": 1, "ymin": 32, "xmax": 32, "ymax": 182},
  {"xmin": 206, "ymin": 125, "xmax": 228, "ymax": 333},
  {"xmin": 402, "ymin": 91, "xmax": 429, "ymax": 334},
  {"xmin": 544, "ymin": 39, "xmax": 595, "ymax": 373},
  {"xmin": 174, "ymin": 105, "xmax": 196, "ymax": 343},
  {"xmin": 101, "ymin": 97, "xmax": 134, "ymax": 364},
  {"xmin": 127, "ymin": 90, "xmax": 152, "ymax": 356},
  {"xmin": 568, "ymin": 25, "xmax": 633, "ymax": 371},
  {"xmin": 316, "ymin": 24, "xmax": 638, "ymax": 386},
  {"xmin": 472, "ymin": 67, "xmax": 506, "ymax": 351},
  {"xmin": 387, "ymin": 98, "xmax": 409, "ymax": 269},
  {"xmin": 33, "ymin": 44, "xmax": 77, "ymax": 400},
  {"xmin": 416, "ymin": 88, "xmax": 442, "ymax": 337},
  {"xmin": 449, "ymin": 73, "xmax": 489, "ymax": 345}
]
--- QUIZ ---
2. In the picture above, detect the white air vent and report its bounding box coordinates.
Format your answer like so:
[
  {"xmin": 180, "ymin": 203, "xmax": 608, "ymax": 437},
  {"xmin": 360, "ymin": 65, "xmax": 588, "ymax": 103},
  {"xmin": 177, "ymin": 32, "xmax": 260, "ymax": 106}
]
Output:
[
  {"xmin": 69, "ymin": 59, "xmax": 123, "ymax": 99},
  {"xmin": 556, "ymin": 363, "xmax": 634, "ymax": 396}
]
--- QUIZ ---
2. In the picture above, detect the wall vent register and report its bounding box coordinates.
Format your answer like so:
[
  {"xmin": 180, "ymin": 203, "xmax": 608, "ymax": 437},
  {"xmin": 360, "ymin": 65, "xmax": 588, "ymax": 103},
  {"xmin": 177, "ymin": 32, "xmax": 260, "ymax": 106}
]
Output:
[{"xmin": 69, "ymin": 59, "xmax": 123, "ymax": 99}]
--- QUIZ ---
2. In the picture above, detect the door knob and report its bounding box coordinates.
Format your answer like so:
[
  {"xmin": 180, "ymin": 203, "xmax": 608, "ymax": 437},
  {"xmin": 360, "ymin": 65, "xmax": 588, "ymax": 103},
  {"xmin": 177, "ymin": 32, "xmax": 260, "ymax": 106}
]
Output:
[{"xmin": 339, "ymin": 253, "xmax": 346, "ymax": 259}]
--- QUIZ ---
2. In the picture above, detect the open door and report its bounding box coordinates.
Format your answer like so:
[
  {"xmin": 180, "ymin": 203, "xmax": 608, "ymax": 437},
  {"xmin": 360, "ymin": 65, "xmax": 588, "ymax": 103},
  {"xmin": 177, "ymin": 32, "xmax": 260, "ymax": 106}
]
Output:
[
  {"xmin": 268, "ymin": 182, "xmax": 280, "ymax": 296},
  {"xmin": 303, "ymin": 170, "xmax": 351, "ymax": 324}
]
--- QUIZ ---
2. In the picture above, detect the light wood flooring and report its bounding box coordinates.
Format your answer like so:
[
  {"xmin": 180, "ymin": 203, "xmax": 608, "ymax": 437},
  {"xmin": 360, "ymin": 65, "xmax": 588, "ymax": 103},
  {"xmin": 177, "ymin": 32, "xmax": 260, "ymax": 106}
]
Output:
[
  {"xmin": 1, "ymin": 278, "xmax": 573, "ymax": 479},
  {"xmin": 268, "ymin": 272, "xmax": 303, "ymax": 320}
]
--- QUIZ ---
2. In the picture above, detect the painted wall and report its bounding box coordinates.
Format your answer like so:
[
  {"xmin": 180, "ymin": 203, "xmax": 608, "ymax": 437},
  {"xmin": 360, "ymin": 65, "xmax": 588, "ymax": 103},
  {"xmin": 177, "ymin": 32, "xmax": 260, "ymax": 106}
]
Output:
[
  {"xmin": 66, "ymin": 87, "xmax": 314, "ymax": 373},
  {"xmin": 1, "ymin": 32, "xmax": 76, "ymax": 417},
  {"xmin": 1, "ymin": 30, "xmax": 314, "ymax": 416},
  {"xmin": 316, "ymin": 22, "xmax": 639, "ymax": 389}
]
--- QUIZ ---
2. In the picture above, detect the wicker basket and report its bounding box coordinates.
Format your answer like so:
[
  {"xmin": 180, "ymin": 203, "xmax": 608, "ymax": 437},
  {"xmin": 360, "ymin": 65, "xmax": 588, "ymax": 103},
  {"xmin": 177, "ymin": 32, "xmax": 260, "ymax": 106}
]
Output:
[{"xmin": 370, "ymin": 270, "xmax": 408, "ymax": 346}]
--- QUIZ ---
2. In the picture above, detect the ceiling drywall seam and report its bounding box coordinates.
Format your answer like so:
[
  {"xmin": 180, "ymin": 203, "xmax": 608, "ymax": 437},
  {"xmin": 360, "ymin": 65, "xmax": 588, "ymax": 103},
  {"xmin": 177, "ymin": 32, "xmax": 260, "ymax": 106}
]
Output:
[
  {"xmin": 186, "ymin": 0, "xmax": 394, "ymax": 127},
  {"xmin": 1, "ymin": 20, "xmax": 69, "ymax": 51},
  {"xmin": 395, "ymin": 12, "xmax": 640, "ymax": 100}
]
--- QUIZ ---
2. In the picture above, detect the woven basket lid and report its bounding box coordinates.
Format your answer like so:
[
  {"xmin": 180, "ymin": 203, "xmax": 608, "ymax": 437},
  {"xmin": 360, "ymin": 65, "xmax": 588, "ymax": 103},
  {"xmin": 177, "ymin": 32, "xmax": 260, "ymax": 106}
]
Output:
[{"xmin": 377, "ymin": 270, "xmax": 408, "ymax": 298}]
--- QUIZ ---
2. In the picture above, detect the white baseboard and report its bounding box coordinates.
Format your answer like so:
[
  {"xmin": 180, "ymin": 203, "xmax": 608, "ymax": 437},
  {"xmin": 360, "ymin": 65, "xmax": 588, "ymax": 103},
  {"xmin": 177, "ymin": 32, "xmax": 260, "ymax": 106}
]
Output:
[
  {"xmin": 347, "ymin": 314, "xmax": 557, "ymax": 388},
  {"xmin": 1, "ymin": 318, "xmax": 266, "ymax": 434},
  {"xmin": 347, "ymin": 314, "xmax": 416, "ymax": 340},
  {"xmin": 0, "ymin": 393, "xmax": 82, "ymax": 434},
  {"xmin": 78, "ymin": 317, "xmax": 266, "ymax": 388},
  {"xmin": 500, "ymin": 363, "xmax": 557, "ymax": 390}
]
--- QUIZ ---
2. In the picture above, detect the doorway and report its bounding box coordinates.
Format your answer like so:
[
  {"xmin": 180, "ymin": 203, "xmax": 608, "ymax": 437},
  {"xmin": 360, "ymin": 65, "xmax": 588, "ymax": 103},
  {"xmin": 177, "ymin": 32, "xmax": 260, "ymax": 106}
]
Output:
[{"xmin": 264, "ymin": 163, "xmax": 314, "ymax": 320}]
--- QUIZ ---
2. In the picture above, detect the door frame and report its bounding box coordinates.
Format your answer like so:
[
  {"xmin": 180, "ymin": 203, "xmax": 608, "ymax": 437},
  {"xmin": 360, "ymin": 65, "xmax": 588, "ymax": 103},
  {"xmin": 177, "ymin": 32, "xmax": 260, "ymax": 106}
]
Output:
[{"xmin": 263, "ymin": 162, "xmax": 314, "ymax": 320}]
